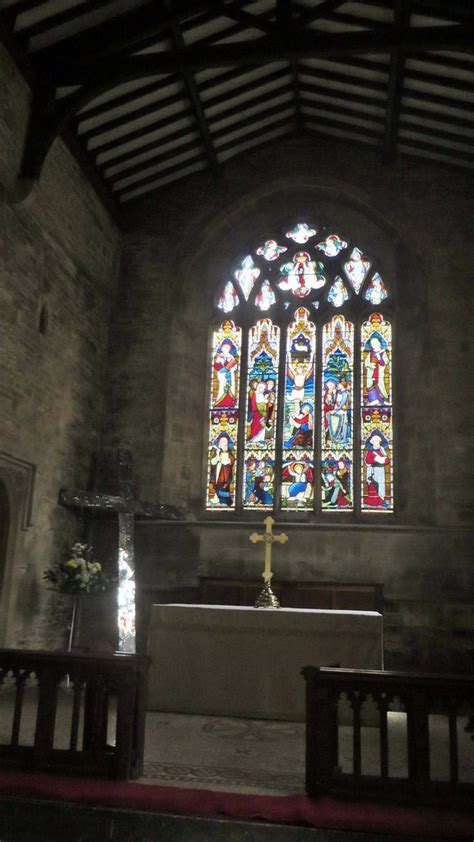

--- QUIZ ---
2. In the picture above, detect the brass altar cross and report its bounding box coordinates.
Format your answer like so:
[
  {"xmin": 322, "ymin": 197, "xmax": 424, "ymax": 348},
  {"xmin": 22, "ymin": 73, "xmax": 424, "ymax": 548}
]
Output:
[{"xmin": 249, "ymin": 516, "xmax": 288, "ymax": 608}]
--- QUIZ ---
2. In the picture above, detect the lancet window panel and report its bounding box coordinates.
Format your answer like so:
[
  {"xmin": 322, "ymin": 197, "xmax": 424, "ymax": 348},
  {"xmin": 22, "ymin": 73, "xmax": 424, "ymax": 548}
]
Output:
[
  {"xmin": 206, "ymin": 321, "xmax": 242, "ymax": 511},
  {"xmin": 205, "ymin": 220, "xmax": 394, "ymax": 516}
]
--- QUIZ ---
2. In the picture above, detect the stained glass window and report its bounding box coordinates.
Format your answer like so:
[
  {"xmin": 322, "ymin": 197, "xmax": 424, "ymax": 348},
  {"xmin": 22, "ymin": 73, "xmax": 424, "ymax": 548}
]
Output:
[
  {"xmin": 256, "ymin": 240, "xmax": 287, "ymax": 261},
  {"xmin": 234, "ymin": 255, "xmax": 260, "ymax": 300},
  {"xmin": 361, "ymin": 313, "xmax": 393, "ymax": 512},
  {"xmin": 279, "ymin": 252, "xmax": 326, "ymax": 298},
  {"xmin": 206, "ymin": 320, "xmax": 242, "ymax": 510},
  {"xmin": 255, "ymin": 279, "xmax": 276, "ymax": 311},
  {"xmin": 286, "ymin": 223, "xmax": 316, "ymax": 244},
  {"xmin": 281, "ymin": 308, "xmax": 315, "ymax": 509},
  {"xmin": 364, "ymin": 273, "xmax": 388, "ymax": 305},
  {"xmin": 321, "ymin": 316, "xmax": 353, "ymax": 511},
  {"xmin": 243, "ymin": 319, "xmax": 280, "ymax": 510},
  {"xmin": 207, "ymin": 220, "xmax": 394, "ymax": 516},
  {"xmin": 218, "ymin": 281, "xmax": 239, "ymax": 313},
  {"xmin": 317, "ymin": 234, "xmax": 347, "ymax": 257},
  {"xmin": 344, "ymin": 247, "xmax": 371, "ymax": 294},
  {"xmin": 328, "ymin": 277, "xmax": 349, "ymax": 308}
]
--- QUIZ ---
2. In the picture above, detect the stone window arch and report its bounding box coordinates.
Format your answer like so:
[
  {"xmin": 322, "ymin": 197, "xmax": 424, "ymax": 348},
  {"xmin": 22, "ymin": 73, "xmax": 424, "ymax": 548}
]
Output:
[{"xmin": 205, "ymin": 220, "xmax": 393, "ymax": 517}]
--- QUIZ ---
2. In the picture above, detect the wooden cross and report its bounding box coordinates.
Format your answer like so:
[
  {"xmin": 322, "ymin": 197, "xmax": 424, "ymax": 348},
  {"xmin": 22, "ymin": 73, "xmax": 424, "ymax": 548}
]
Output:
[
  {"xmin": 249, "ymin": 516, "xmax": 288, "ymax": 608},
  {"xmin": 59, "ymin": 449, "xmax": 182, "ymax": 654}
]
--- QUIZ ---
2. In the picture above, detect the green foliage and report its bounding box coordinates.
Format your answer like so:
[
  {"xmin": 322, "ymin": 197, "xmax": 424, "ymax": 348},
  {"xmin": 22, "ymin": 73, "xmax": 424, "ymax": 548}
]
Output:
[{"xmin": 43, "ymin": 543, "xmax": 113, "ymax": 596}]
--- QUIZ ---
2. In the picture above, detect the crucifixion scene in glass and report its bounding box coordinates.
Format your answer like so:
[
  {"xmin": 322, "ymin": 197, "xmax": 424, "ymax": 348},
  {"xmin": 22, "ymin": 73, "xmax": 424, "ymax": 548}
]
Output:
[{"xmin": 206, "ymin": 221, "xmax": 393, "ymax": 515}]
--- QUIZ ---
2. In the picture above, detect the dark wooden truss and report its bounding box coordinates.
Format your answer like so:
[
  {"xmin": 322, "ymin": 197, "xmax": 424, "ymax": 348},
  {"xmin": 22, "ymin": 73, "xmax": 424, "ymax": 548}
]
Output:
[{"xmin": 1, "ymin": 0, "xmax": 473, "ymax": 213}]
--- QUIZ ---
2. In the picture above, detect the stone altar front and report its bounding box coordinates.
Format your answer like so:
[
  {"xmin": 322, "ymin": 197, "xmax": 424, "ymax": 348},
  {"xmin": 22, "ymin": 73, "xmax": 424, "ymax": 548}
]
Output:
[{"xmin": 147, "ymin": 604, "xmax": 383, "ymax": 721}]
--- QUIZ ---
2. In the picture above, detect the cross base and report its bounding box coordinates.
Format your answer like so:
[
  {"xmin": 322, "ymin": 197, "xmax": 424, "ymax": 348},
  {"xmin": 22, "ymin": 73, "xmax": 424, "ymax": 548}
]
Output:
[{"xmin": 255, "ymin": 581, "xmax": 281, "ymax": 609}]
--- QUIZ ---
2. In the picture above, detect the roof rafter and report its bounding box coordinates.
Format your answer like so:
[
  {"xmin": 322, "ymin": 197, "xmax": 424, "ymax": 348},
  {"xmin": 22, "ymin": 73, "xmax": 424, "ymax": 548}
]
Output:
[
  {"xmin": 383, "ymin": 0, "xmax": 411, "ymax": 163},
  {"xmin": 169, "ymin": 12, "xmax": 219, "ymax": 175},
  {"xmin": 31, "ymin": 0, "xmax": 222, "ymax": 62},
  {"xmin": 17, "ymin": 0, "xmax": 116, "ymax": 42},
  {"xmin": 45, "ymin": 25, "xmax": 474, "ymax": 88}
]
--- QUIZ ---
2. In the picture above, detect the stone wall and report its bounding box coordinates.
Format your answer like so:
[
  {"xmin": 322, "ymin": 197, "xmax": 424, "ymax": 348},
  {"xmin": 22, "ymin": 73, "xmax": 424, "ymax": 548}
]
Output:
[
  {"xmin": 0, "ymin": 45, "xmax": 122, "ymax": 648},
  {"xmin": 106, "ymin": 133, "xmax": 473, "ymax": 673}
]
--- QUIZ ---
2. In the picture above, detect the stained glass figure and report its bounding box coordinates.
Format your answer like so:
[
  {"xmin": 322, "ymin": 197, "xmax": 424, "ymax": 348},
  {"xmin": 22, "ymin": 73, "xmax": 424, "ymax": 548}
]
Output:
[
  {"xmin": 218, "ymin": 281, "xmax": 239, "ymax": 313},
  {"xmin": 321, "ymin": 452, "xmax": 352, "ymax": 510},
  {"xmin": 343, "ymin": 247, "xmax": 371, "ymax": 294},
  {"xmin": 206, "ymin": 321, "xmax": 242, "ymax": 510},
  {"xmin": 281, "ymin": 307, "xmax": 315, "ymax": 510},
  {"xmin": 282, "ymin": 452, "xmax": 314, "ymax": 509},
  {"xmin": 243, "ymin": 318, "xmax": 280, "ymax": 509},
  {"xmin": 361, "ymin": 313, "xmax": 393, "ymax": 512},
  {"xmin": 317, "ymin": 233, "xmax": 347, "ymax": 257},
  {"xmin": 234, "ymin": 255, "xmax": 260, "ymax": 300},
  {"xmin": 256, "ymin": 239, "xmax": 287, "ymax": 261},
  {"xmin": 255, "ymin": 280, "xmax": 276, "ymax": 311},
  {"xmin": 207, "ymin": 411, "xmax": 238, "ymax": 509},
  {"xmin": 328, "ymin": 277, "xmax": 349, "ymax": 308},
  {"xmin": 278, "ymin": 252, "xmax": 326, "ymax": 298},
  {"xmin": 243, "ymin": 451, "xmax": 275, "ymax": 509},
  {"xmin": 286, "ymin": 223, "xmax": 317, "ymax": 244},
  {"xmin": 364, "ymin": 273, "xmax": 388, "ymax": 305},
  {"xmin": 321, "ymin": 315, "xmax": 354, "ymax": 510}
]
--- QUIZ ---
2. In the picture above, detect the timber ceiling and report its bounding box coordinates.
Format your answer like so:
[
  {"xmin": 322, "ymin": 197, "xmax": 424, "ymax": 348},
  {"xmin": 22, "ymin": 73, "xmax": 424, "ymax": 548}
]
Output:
[{"xmin": 1, "ymin": 0, "xmax": 474, "ymax": 212}]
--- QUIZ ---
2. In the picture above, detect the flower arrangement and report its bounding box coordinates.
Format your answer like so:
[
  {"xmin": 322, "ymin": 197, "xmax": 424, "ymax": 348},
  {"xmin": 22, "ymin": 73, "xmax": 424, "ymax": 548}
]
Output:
[{"xmin": 43, "ymin": 542, "xmax": 111, "ymax": 595}]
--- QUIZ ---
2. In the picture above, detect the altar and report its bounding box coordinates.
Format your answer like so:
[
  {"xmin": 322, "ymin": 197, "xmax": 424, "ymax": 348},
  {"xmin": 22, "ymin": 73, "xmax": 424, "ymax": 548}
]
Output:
[{"xmin": 147, "ymin": 604, "xmax": 383, "ymax": 721}]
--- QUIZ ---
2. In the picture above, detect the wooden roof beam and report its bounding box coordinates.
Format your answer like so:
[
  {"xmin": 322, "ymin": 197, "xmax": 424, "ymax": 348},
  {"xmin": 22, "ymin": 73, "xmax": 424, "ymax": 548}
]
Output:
[
  {"xmin": 383, "ymin": 0, "xmax": 411, "ymax": 163},
  {"xmin": 18, "ymin": 0, "xmax": 117, "ymax": 42},
  {"xmin": 31, "ymin": 0, "xmax": 221, "ymax": 63},
  {"xmin": 169, "ymin": 13, "xmax": 219, "ymax": 175},
  {"xmin": 46, "ymin": 24, "xmax": 474, "ymax": 88}
]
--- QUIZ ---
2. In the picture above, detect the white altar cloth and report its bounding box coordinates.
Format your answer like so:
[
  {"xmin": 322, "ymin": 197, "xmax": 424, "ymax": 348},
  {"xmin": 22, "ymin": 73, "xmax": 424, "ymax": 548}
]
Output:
[{"xmin": 147, "ymin": 604, "xmax": 383, "ymax": 721}]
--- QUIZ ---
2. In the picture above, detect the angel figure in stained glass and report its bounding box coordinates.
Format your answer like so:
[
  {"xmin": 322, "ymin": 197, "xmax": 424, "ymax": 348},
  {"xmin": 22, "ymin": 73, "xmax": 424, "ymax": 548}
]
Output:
[
  {"xmin": 218, "ymin": 281, "xmax": 239, "ymax": 313},
  {"xmin": 286, "ymin": 223, "xmax": 316, "ymax": 244},
  {"xmin": 234, "ymin": 255, "xmax": 260, "ymax": 300},
  {"xmin": 255, "ymin": 280, "xmax": 276, "ymax": 311},
  {"xmin": 209, "ymin": 432, "xmax": 235, "ymax": 507},
  {"xmin": 364, "ymin": 431, "xmax": 390, "ymax": 508},
  {"xmin": 364, "ymin": 332, "xmax": 389, "ymax": 405},
  {"xmin": 328, "ymin": 278, "xmax": 349, "ymax": 308},
  {"xmin": 279, "ymin": 252, "xmax": 325, "ymax": 298},
  {"xmin": 214, "ymin": 339, "xmax": 239, "ymax": 407},
  {"xmin": 317, "ymin": 233, "xmax": 348, "ymax": 257},
  {"xmin": 364, "ymin": 273, "xmax": 388, "ymax": 305},
  {"xmin": 256, "ymin": 240, "xmax": 287, "ymax": 261},
  {"xmin": 344, "ymin": 247, "xmax": 371, "ymax": 294}
]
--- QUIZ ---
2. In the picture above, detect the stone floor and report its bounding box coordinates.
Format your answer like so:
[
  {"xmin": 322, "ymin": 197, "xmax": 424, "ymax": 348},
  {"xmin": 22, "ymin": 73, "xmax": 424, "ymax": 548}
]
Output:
[
  {"xmin": 139, "ymin": 710, "xmax": 474, "ymax": 794},
  {"xmin": 0, "ymin": 688, "xmax": 472, "ymax": 795}
]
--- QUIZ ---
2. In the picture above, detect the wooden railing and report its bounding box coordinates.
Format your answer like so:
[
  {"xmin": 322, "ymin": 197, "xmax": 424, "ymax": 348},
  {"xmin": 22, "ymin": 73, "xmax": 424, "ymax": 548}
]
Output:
[
  {"xmin": 302, "ymin": 667, "xmax": 474, "ymax": 806},
  {"xmin": 0, "ymin": 649, "xmax": 148, "ymax": 780}
]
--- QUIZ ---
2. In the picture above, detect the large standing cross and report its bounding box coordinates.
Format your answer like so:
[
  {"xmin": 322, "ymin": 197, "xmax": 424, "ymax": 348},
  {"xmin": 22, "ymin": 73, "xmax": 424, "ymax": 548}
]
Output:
[
  {"xmin": 59, "ymin": 449, "xmax": 182, "ymax": 653},
  {"xmin": 249, "ymin": 516, "xmax": 288, "ymax": 608}
]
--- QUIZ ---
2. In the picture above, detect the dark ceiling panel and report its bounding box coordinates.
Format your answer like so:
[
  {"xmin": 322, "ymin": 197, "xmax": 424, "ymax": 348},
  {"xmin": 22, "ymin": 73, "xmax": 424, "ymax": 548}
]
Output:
[{"xmin": 1, "ymin": 0, "xmax": 473, "ymax": 209}]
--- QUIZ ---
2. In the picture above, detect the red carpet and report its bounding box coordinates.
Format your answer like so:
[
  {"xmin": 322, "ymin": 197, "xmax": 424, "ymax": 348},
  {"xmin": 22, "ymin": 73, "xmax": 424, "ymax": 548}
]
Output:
[{"xmin": 0, "ymin": 771, "xmax": 472, "ymax": 838}]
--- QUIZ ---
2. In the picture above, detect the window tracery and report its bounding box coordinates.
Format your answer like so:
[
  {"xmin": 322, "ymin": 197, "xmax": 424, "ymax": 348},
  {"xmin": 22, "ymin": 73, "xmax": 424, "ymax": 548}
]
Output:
[{"xmin": 206, "ymin": 221, "xmax": 393, "ymax": 515}]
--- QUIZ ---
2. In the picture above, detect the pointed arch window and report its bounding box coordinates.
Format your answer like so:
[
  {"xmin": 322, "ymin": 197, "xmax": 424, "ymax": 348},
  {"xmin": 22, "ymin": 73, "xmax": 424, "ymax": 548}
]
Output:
[{"xmin": 206, "ymin": 222, "xmax": 393, "ymax": 515}]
